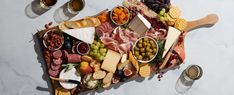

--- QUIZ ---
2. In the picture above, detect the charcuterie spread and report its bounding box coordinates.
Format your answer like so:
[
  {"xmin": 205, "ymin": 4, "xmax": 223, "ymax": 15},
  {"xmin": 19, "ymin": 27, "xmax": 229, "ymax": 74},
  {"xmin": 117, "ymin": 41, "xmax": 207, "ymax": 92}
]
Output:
[{"xmin": 35, "ymin": 0, "xmax": 218, "ymax": 95}]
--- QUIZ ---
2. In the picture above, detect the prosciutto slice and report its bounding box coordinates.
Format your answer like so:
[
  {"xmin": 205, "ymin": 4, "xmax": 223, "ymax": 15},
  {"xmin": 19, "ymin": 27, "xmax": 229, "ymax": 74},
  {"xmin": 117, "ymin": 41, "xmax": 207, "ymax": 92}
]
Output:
[{"xmin": 99, "ymin": 27, "xmax": 138, "ymax": 55}]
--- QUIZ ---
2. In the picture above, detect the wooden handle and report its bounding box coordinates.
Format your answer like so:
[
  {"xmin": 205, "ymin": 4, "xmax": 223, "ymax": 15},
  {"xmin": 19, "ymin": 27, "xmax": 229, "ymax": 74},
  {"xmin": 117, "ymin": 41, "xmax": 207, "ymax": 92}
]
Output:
[
  {"xmin": 183, "ymin": 14, "xmax": 219, "ymax": 32},
  {"xmin": 159, "ymin": 51, "xmax": 173, "ymax": 70}
]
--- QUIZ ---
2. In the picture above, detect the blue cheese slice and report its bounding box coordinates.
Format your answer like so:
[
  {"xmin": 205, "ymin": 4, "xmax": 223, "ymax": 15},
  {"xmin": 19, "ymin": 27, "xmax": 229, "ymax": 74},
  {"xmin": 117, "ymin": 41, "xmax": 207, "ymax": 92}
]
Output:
[
  {"xmin": 163, "ymin": 27, "xmax": 181, "ymax": 57},
  {"xmin": 63, "ymin": 27, "xmax": 95, "ymax": 44},
  {"xmin": 101, "ymin": 49, "xmax": 121, "ymax": 73}
]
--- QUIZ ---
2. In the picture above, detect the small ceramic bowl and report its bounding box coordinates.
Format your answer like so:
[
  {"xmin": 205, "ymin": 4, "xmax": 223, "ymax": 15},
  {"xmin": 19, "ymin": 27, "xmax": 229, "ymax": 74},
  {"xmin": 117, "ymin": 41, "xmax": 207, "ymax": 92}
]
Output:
[
  {"xmin": 76, "ymin": 42, "xmax": 90, "ymax": 55},
  {"xmin": 43, "ymin": 29, "xmax": 64, "ymax": 51},
  {"xmin": 110, "ymin": 6, "xmax": 130, "ymax": 26},
  {"xmin": 132, "ymin": 36, "xmax": 158, "ymax": 63}
]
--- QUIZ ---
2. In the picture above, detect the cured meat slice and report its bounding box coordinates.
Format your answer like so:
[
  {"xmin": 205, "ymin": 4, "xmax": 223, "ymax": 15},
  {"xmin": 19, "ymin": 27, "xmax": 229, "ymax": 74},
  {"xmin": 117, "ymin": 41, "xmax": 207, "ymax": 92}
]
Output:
[
  {"xmin": 48, "ymin": 68, "xmax": 59, "ymax": 77},
  {"xmin": 99, "ymin": 27, "xmax": 138, "ymax": 55},
  {"xmin": 95, "ymin": 22, "xmax": 114, "ymax": 37},
  {"xmin": 53, "ymin": 58, "xmax": 62, "ymax": 65},
  {"xmin": 53, "ymin": 50, "xmax": 62, "ymax": 59},
  {"xmin": 50, "ymin": 63, "xmax": 61, "ymax": 71},
  {"xmin": 67, "ymin": 54, "xmax": 81, "ymax": 63}
]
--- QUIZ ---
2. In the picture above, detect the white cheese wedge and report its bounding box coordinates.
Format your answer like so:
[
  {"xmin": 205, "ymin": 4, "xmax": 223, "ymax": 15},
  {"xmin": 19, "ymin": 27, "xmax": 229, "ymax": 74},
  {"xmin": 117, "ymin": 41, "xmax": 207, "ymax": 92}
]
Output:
[
  {"xmin": 163, "ymin": 27, "xmax": 181, "ymax": 57},
  {"xmin": 101, "ymin": 49, "xmax": 121, "ymax": 73},
  {"xmin": 63, "ymin": 27, "xmax": 95, "ymax": 44},
  {"xmin": 128, "ymin": 13, "xmax": 151, "ymax": 36}
]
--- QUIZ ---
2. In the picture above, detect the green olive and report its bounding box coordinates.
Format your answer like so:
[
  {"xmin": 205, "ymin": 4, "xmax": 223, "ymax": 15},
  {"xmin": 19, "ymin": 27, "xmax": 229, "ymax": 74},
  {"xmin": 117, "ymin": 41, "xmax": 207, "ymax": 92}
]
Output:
[
  {"xmin": 141, "ymin": 52, "xmax": 146, "ymax": 57},
  {"xmin": 137, "ymin": 55, "xmax": 143, "ymax": 60},
  {"xmin": 146, "ymin": 52, "xmax": 152, "ymax": 57},
  {"xmin": 149, "ymin": 54, "xmax": 155, "ymax": 59},
  {"xmin": 139, "ymin": 39, "xmax": 143, "ymax": 43},
  {"xmin": 152, "ymin": 44, "xmax": 156, "ymax": 48},
  {"xmin": 137, "ymin": 43, "xmax": 143, "ymax": 48},
  {"xmin": 153, "ymin": 48, "xmax": 157, "ymax": 53},
  {"xmin": 150, "ymin": 40, "xmax": 154, "ymax": 45},
  {"xmin": 146, "ymin": 47, "xmax": 151, "ymax": 52},
  {"xmin": 144, "ymin": 37, "xmax": 149, "ymax": 42},
  {"xmin": 140, "ymin": 48, "xmax": 145, "ymax": 52},
  {"xmin": 147, "ymin": 43, "xmax": 151, "ymax": 47},
  {"xmin": 143, "ymin": 42, "xmax": 147, "ymax": 47},
  {"xmin": 135, "ymin": 51, "xmax": 140, "ymax": 56},
  {"xmin": 149, "ymin": 49, "xmax": 153, "ymax": 53},
  {"xmin": 134, "ymin": 47, "xmax": 140, "ymax": 51}
]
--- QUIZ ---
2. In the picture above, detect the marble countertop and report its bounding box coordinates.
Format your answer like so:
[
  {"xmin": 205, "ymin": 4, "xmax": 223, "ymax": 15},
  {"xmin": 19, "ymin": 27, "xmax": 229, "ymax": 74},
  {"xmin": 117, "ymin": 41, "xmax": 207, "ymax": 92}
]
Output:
[{"xmin": 0, "ymin": 0, "xmax": 234, "ymax": 95}]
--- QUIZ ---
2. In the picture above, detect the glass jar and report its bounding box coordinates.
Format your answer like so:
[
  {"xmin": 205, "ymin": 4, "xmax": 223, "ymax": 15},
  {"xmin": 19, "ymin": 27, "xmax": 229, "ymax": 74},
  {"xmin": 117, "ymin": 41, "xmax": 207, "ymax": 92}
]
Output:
[{"xmin": 175, "ymin": 65, "xmax": 203, "ymax": 94}]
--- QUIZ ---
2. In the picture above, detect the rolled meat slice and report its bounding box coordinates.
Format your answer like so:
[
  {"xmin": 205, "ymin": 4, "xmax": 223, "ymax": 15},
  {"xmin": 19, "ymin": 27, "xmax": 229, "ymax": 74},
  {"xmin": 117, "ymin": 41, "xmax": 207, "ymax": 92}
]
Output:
[
  {"xmin": 48, "ymin": 68, "xmax": 59, "ymax": 77},
  {"xmin": 67, "ymin": 54, "xmax": 81, "ymax": 63},
  {"xmin": 53, "ymin": 50, "xmax": 62, "ymax": 59},
  {"xmin": 50, "ymin": 63, "xmax": 61, "ymax": 71},
  {"xmin": 53, "ymin": 58, "xmax": 62, "ymax": 65}
]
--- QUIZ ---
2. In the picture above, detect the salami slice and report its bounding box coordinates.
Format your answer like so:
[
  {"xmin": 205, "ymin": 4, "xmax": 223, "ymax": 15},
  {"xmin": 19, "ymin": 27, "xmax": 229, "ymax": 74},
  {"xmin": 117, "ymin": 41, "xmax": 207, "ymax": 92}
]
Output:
[
  {"xmin": 67, "ymin": 54, "xmax": 81, "ymax": 63},
  {"xmin": 62, "ymin": 50, "xmax": 69, "ymax": 58},
  {"xmin": 53, "ymin": 50, "xmax": 62, "ymax": 59},
  {"xmin": 50, "ymin": 63, "xmax": 61, "ymax": 71},
  {"xmin": 53, "ymin": 58, "xmax": 62, "ymax": 65},
  {"xmin": 48, "ymin": 68, "xmax": 59, "ymax": 77}
]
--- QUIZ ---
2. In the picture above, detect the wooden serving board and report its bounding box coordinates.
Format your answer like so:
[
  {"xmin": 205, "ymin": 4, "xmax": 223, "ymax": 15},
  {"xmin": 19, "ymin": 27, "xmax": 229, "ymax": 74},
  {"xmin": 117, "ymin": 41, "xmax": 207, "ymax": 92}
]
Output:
[{"xmin": 35, "ymin": 14, "xmax": 218, "ymax": 95}]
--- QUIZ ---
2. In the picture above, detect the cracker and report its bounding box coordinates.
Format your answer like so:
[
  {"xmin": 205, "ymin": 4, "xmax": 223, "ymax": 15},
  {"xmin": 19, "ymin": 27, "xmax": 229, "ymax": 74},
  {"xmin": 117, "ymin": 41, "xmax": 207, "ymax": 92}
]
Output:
[
  {"xmin": 169, "ymin": 6, "xmax": 181, "ymax": 19},
  {"xmin": 57, "ymin": 88, "xmax": 71, "ymax": 95},
  {"xmin": 174, "ymin": 18, "xmax": 188, "ymax": 31},
  {"xmin": 139, "ymin": 64, "xmax": 151, "ymax": 77}
]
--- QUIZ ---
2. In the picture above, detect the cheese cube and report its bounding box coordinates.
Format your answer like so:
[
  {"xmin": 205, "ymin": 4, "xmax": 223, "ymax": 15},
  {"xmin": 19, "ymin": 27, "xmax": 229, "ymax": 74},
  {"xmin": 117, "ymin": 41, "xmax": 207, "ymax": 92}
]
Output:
[{"xmin": 101, "ymin": 49, "xmax": 121, "ymax": 73}]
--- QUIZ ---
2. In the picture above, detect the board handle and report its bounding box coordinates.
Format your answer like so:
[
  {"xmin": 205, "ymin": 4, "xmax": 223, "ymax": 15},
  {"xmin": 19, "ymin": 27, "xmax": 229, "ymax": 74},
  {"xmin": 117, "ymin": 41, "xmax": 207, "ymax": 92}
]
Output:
[{"xmin": 183, "ymin": 14, "xmax": 219, "ymax": 32}]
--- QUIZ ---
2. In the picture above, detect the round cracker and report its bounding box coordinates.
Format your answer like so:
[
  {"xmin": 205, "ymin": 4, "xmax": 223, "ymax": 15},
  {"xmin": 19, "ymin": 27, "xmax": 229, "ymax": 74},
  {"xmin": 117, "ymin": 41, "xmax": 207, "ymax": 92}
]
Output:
[
  {"xmin": 139, "ymin": 64, "xmax": 151, "ymax": 78},
  {"xmin": 167, "ymin": 14, "xmax": 177, "ymax": 22},
  {"xmin": 174, "ymin": 18, "xmax": 188, "ymax": 31},
  {"xmin": 58, "ymin": 89, "xmax": 71, "ymax": 95},
  {"xmin": 167, "ymin": 20, "xmax": 175, "ymax": 26},
  {"xmin": 169, "ymin": 6, "xmax": 181, "ymax": 19}
]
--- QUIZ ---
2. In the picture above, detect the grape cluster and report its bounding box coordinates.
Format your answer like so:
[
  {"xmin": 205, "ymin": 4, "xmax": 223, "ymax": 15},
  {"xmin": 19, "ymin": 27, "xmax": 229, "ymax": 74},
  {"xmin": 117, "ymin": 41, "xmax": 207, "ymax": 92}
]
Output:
[
  {"xmin": 158, "ymin": 8, "xmax": 168, "ymax": 23},
  {"xmin": 89, "ymin": 40, "xmax": 107, "ymax": 61},
  {"xmin": 143, "ymin": 0, "xmax": 170, "ymax": 13}
]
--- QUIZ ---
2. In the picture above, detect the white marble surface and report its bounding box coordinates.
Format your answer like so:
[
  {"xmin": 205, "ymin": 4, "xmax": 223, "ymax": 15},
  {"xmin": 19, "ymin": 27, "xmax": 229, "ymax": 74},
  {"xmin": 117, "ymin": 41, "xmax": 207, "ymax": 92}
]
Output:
[{"xmin": 0, "ymin": 0, "xmax": 234, "ymax": 95}]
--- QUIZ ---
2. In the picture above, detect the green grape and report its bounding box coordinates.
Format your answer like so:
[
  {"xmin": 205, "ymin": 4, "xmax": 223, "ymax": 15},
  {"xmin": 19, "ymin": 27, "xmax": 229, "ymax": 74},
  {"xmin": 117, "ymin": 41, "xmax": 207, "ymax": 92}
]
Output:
[
  {"xmin": 160, "ymin": 8, "xmax": 166, "ymax": 15},
  {"xmin": 100, "ymin": 48, "xmax": 107, "ymax": 54},
  {"xmin": 93, "ymin": 45, "xmax": 99, "ymax": 50},
  {"xmin": 99, "ymin": 56, "xmax": 105, "ymax": 61},
  {"xmin": 101, "ymin": 52, "xmax": 106, "ymax": 56},
  {"xmin": 100, "ymin": 43, "xmax": 105, "ymax": 48},
  {"xmin": 96, "ymin": 41, "xmax": 101, "ymax": 47},
  {"xmin": 159, "ymin": 16, "xmax": 165, "ymax": 22},
  {"xmin": 93, "ymin": 40, "xmax": 98, "ymax": 45},
  {"xmin": 91, "ymin": 44, "xmax": 96, "ymax": 49},
  {"xmin": 93, "ymin": 50, "xmax": 98, "ymax": 53},
  {"xmin": 89, "ymin": 51, "xmax": 94, "ymax": 56}
]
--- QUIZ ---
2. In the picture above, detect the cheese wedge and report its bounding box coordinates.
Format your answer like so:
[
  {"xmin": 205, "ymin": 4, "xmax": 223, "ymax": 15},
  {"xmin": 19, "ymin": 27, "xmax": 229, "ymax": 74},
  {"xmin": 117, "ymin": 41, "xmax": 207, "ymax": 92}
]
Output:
[
  {"xmin": 128, "ymin": 13, "xmax": 151, "ymax": 36},
  {"xmin": 101, "ymin": 49, "xmax": 121, "ymax": 73},
  {"xmin": 63, "ymin": 27, "xmax": 95, "ymax": 44},
  {"xmin": 163, "ymin": 27, "xmax": 181, "ymax": 57}
]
